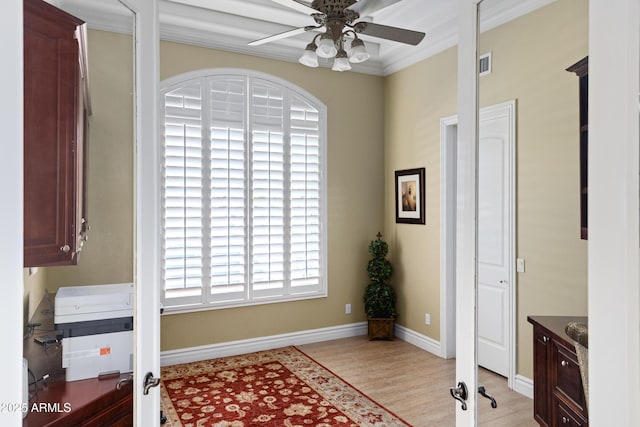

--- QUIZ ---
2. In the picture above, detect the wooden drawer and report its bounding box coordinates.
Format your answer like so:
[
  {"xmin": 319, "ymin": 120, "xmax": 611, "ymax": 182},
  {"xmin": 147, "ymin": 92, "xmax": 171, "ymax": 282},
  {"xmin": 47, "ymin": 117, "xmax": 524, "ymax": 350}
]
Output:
[
  {"xmin": 82, "ymin": 391, "xmax": 133, "ymax": 427},
  {"xmin": 554, "ymin": 396, "xmax": 588, "ymax": 427},
  {"xmin": 553, "ymin": 341, "xmax": 586, "ymax": 413}
]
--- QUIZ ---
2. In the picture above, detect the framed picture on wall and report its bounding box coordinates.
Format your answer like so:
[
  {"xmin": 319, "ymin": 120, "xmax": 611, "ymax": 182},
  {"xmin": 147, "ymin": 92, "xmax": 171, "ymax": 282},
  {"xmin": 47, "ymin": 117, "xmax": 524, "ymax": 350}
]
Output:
[{"xmin": 395, "ymin": 167, "xmax": 425, "ymax": 224}]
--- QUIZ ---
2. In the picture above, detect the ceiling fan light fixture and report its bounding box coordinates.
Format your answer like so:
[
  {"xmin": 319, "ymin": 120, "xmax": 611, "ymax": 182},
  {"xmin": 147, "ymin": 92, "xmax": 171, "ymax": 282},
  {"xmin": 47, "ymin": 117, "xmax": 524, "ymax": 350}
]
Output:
[
  {"xmin": 349, "ymin": 38, "xmax": 369, "ymax": 63},
  {"xmin": 316, "ymin": 34, "xmax": 338, "ymax": 58},
  {"xmin": 299, "ymin": 42, "xmax": 319, "ymax": 67},
  {"xmin": 332, "ymin": 49, "xmax": 351, "ymax": 72}
]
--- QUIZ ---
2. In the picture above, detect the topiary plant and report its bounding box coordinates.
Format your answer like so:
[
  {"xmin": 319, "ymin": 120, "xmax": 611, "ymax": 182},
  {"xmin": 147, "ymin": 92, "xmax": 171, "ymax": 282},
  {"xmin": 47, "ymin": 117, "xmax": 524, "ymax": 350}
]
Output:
[{"xmin": 363, "ymin": 233, "xmax": 398, "ymax": 319}]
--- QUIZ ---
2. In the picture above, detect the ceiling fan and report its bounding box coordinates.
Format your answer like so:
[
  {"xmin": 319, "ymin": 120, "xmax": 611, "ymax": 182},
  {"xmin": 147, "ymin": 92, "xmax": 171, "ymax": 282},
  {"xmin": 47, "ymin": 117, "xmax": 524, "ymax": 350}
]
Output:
[{"xmin": 249, "ymin": 0, "xmax": 426, "ymax": 71}]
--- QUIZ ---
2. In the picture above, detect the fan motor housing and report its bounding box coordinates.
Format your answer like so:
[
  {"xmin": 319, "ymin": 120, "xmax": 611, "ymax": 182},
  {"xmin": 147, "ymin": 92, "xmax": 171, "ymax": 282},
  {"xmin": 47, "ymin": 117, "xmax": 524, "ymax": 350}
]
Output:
[{"xmin": 311, "ymin": 0, "xmax": 359, "ymax": 21}]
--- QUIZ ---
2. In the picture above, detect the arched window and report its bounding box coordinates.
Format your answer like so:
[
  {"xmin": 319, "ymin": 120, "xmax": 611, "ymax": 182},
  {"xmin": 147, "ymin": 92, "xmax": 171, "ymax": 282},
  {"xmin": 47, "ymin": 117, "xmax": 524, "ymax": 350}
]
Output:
[{"xmin": 160, "ymin": 69, "xmax": 327, "ymax": 312}]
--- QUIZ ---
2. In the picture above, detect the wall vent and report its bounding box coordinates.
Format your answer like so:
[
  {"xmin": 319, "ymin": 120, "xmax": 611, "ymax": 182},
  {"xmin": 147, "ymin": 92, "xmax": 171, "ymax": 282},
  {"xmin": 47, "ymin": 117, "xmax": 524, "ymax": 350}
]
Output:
[{"xmin": 479, "ymin": 52, "xmax": 492, "ymax": 76}]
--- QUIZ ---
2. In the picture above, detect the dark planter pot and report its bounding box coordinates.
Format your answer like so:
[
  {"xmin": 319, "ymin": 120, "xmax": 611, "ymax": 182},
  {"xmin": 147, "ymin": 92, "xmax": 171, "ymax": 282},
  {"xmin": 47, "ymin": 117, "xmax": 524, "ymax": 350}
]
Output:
[{"xmin": 367, "ymin": 317, "xmax": 394, "ymax": 340}]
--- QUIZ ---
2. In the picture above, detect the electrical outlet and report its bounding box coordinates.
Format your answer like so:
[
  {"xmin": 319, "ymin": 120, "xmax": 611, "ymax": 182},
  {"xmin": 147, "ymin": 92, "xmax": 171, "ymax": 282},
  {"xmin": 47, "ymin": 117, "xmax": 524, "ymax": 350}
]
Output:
[
  {"xmin": 425, "ymin": 313, "xmax": 431, "ymax": 325},
  {"xmin": 345, "ymin": 304, "xmax": 351, "ymax": 314}
]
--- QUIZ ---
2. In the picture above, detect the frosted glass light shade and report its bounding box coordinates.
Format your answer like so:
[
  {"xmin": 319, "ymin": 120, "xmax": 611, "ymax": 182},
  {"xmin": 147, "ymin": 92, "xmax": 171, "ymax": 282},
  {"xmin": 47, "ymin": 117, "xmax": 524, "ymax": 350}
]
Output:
[
  {"xmin": 299, "ymin": 50, "xmax": 319, "ymax": 67},
  {"xmin": 316, "ymin": 36, "xmax": 337, "ymax": 58},
  {"xmin": 349, "ymin": 39, "xmax": 369, "ymax": 63},
  {"xmin": 299, "ymin": 44, "xmax": 319, "ymax": 67},
  {"xmin": 332, "ymin": 50, "xmax": 351, "ymax": 72}
]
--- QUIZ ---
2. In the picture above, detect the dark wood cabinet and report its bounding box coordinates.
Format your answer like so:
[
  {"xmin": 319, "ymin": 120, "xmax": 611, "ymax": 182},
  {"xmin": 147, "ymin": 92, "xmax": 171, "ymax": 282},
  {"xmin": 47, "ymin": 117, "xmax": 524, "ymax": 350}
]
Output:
[
  {"xmin": 24, "ymin": 0, "xmax": 89, "ymax": 267},
  {"xmin": 566, "ymin": 57, "xmax": 588, "ymax": 240},
  {"xmin": 528, "ymin": 316, "xmax": 588, "ymax": 427}
]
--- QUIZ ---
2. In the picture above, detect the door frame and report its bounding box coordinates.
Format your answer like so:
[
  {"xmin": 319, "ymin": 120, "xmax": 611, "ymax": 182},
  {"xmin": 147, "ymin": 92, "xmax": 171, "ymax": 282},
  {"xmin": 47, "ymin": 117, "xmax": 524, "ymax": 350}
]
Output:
[
  {"xmin": 440, "ymin": 100, "xmax": 517, "ymax": 389},
  {"xmin": 588, "ymin": 0, "xmax": 640, "ymax": 423},
  {"xmin": 1, "ymin": 0, "xmax": 24, "ymax": 423}
]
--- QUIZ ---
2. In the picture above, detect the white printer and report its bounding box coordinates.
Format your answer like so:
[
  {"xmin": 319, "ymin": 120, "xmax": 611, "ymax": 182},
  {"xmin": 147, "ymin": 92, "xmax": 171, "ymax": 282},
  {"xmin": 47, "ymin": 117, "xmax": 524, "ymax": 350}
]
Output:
[{"xmin": 55, "ymin": 283, "xmax": 133, "ymax": 382}]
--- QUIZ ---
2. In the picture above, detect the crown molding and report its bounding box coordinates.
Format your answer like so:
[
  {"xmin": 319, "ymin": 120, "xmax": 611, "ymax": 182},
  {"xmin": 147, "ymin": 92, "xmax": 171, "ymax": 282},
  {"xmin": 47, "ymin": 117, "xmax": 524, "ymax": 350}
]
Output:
[{"xmin": 55, "ymin": 0, "xmax": 557, "ymax": 77}]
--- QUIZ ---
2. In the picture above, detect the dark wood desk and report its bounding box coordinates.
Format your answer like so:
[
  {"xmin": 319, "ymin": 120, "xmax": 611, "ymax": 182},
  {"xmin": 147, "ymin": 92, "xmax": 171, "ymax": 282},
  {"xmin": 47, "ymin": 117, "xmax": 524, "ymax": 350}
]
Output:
[{"xmin": 23, "ymin": 294, "xmax": 132, "ymax": 426}]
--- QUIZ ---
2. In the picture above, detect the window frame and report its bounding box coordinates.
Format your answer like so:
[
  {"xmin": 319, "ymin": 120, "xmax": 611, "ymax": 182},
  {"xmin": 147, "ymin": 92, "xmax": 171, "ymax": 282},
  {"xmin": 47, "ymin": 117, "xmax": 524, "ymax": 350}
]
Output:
[{"xmin": 159, "ymin": 68, "xmax": 328, "ymax": 315}]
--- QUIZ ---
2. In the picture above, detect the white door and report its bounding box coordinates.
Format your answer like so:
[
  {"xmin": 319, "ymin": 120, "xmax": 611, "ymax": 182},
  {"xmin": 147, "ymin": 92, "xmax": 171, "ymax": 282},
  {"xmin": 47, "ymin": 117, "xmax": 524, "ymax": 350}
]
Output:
[
  {"xmin": 123, "ymin": 0, "xmax": 162, "ymax": 424},
  {"xmin": 477, "ymin": 103, "xmax": 514, "ymax": 377}
]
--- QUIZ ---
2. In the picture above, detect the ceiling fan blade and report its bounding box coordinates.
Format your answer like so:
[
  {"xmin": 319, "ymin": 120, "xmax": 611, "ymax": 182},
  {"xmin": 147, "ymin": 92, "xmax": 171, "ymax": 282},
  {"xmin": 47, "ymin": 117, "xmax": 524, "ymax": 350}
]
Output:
[
  {"xmin": 354, "ymin": 22, "xmax": 425, "ymax": 45},
  {"xmin": 347, "ymin": 0, "xmax": 403, "ymax": 17},
  {"xmin": 270, "ymin": 0, "xmax": 317, "ymax": 15},
  {"xmin": 248, "ymin": 27, "xmax": 310, "ymax": 46}
]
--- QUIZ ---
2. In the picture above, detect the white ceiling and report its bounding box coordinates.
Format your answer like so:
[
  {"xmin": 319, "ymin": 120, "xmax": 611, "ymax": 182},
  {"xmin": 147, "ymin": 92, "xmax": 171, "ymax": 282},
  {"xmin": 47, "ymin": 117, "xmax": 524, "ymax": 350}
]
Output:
[{"xmin": 56, "ymin": 0, "xmax": 556, "ymax": 76}]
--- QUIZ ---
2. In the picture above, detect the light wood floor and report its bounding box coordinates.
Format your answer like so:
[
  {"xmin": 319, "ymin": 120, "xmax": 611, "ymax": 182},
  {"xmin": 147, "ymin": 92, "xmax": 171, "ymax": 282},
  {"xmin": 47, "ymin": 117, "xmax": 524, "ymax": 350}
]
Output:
[{"xmin": 298, "ymin": 336, "xmax": 538, "ymax": 427}]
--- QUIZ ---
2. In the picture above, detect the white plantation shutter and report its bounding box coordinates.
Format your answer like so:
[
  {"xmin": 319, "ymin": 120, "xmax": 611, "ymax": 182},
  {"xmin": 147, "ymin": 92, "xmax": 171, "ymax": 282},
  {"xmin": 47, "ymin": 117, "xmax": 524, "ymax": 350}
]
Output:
[
  {"xmin": 289, "ymin": 94, "xmax": 321, "ymax": 291},
  {"xmin": 251, "ymin": 80, "xmax": 286, "ymax": 296},
  {"xmin": 163, "ymin": 84, "xmax": 204, "ymax": 306},
  {"xmin": 161, "ymin": 70, "xmax": 326, "ymax": 312},
  {"xmin": 210, "ymin": 77, "xmax": 247, "ymax": 302}
]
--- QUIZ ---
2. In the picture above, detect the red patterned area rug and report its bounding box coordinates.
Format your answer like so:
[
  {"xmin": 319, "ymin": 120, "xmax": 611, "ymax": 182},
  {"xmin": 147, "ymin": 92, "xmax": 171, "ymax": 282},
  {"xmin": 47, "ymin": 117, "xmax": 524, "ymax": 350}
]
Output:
[{"xmin": 160, "ymin": 346, "xmax": 411, "ymax": 427}]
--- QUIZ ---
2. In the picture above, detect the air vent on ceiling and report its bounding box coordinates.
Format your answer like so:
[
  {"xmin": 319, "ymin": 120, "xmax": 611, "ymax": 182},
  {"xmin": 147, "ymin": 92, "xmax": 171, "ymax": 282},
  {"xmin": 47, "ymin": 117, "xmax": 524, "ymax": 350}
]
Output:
[{"xmin": 479, "ymin": 52, "xmax": 492, "ymax": 76}]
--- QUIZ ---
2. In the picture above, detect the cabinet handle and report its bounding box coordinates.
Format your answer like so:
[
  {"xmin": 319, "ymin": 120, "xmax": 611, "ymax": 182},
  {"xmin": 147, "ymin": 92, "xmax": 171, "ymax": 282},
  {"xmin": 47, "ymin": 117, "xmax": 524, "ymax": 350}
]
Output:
[
  {"xmin": 60, "ymin": 244, "xmax": 71, "ymax": 253},
  {"xmin": 561, "ymin": 360, "xmax": 569, "ymax": 367},
  {"xmin": 541, "ymin": 335, "xmax": 549, "ymax": 343},
  {"xmin": 561, "ymin": 415, "xmax": 570, "ymax": 424}
]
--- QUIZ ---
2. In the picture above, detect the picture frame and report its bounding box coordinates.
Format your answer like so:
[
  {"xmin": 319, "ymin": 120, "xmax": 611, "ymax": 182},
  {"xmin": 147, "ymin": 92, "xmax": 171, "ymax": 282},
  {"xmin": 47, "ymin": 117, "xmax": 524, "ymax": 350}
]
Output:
[{"xmin": 395, "ymin": 167, "xmax": 425, "ymax": 224}]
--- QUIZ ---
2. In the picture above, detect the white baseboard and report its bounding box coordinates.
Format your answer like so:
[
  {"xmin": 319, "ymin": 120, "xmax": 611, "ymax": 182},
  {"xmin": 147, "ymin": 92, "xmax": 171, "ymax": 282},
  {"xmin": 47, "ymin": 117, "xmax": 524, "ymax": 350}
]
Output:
[
  {"xmin": 394, "ymin": 323, "xmax": 442, "ymax": 357},
  {"xmin": 514, "ymin": 374, "xmax": 534, "ymax": 399},
  {"xmin": 160, "ymin": 321, "xmax": 368, "ymax": 366}
]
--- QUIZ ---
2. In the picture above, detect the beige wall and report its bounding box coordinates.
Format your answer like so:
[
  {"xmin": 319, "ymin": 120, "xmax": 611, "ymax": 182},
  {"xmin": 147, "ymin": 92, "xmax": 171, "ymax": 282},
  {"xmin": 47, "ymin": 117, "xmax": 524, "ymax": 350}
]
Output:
[
  {"xmin": 159, "ymin": 41, "xmax": 385, "ymax": 350},
  {"xmin": 384, "ymin": 0, "xmax": 588, "ymax": 378},
  {"xmin": 384, "ymin": 47, "xmax": 458, "ymax": 342},
  {"xmin": 23, "ymin": 268, "xmax": 47, "ymax": 324},
  {"xmin": 481, "ymin": 0, "xmax": 589, "ymax": 379}
]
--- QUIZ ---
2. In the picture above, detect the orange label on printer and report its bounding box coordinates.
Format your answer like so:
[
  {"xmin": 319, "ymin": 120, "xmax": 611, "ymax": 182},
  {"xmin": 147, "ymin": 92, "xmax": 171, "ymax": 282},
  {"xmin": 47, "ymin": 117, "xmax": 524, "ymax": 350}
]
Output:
[{"xmin": 100, "ymin": 347, "xmax": 111, "ymax": 356}]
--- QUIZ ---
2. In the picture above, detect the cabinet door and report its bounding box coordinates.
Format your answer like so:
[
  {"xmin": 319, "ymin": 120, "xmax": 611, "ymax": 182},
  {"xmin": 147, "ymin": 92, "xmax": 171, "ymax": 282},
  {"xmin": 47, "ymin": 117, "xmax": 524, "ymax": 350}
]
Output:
[
  {"xmin": 533, "ymin": 326, "xmax": 551, "ymax": 426},
  {"xmin": 23, "ymin": 0, "xmax": 84, "ymax": 266}
]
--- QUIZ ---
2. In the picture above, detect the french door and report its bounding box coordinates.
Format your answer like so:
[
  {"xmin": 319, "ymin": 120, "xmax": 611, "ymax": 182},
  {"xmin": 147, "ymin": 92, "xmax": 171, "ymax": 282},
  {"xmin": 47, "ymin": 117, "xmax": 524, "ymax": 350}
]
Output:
[
  {"xmin": 124, "ymin": 0, "xmax": 162, "ymax": 424},
  {"xmin": 453, "ymin": 0, "xmax": 482, "ymax": 425}
]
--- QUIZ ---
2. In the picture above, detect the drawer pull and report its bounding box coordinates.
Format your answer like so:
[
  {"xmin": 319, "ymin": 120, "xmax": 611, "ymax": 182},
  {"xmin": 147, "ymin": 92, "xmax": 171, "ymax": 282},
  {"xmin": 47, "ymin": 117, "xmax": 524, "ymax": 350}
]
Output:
[
  {"xmin": 542, "ymin": 335, "xmax": 549, "ymax": 343},
  {"xmin": 116, "ymin": 373, "xmax": 133, "ymax": 390},
  {"xmin": 60, "ymin": 244, "xmax": 71, "ymax": 253},
  {"xmin": 561, "ymin": 415, "xmax": 570, "ymax": 424},
  {"xmin": 561, "ymin": 360, "xmax": 569, "ymax": 367}
]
